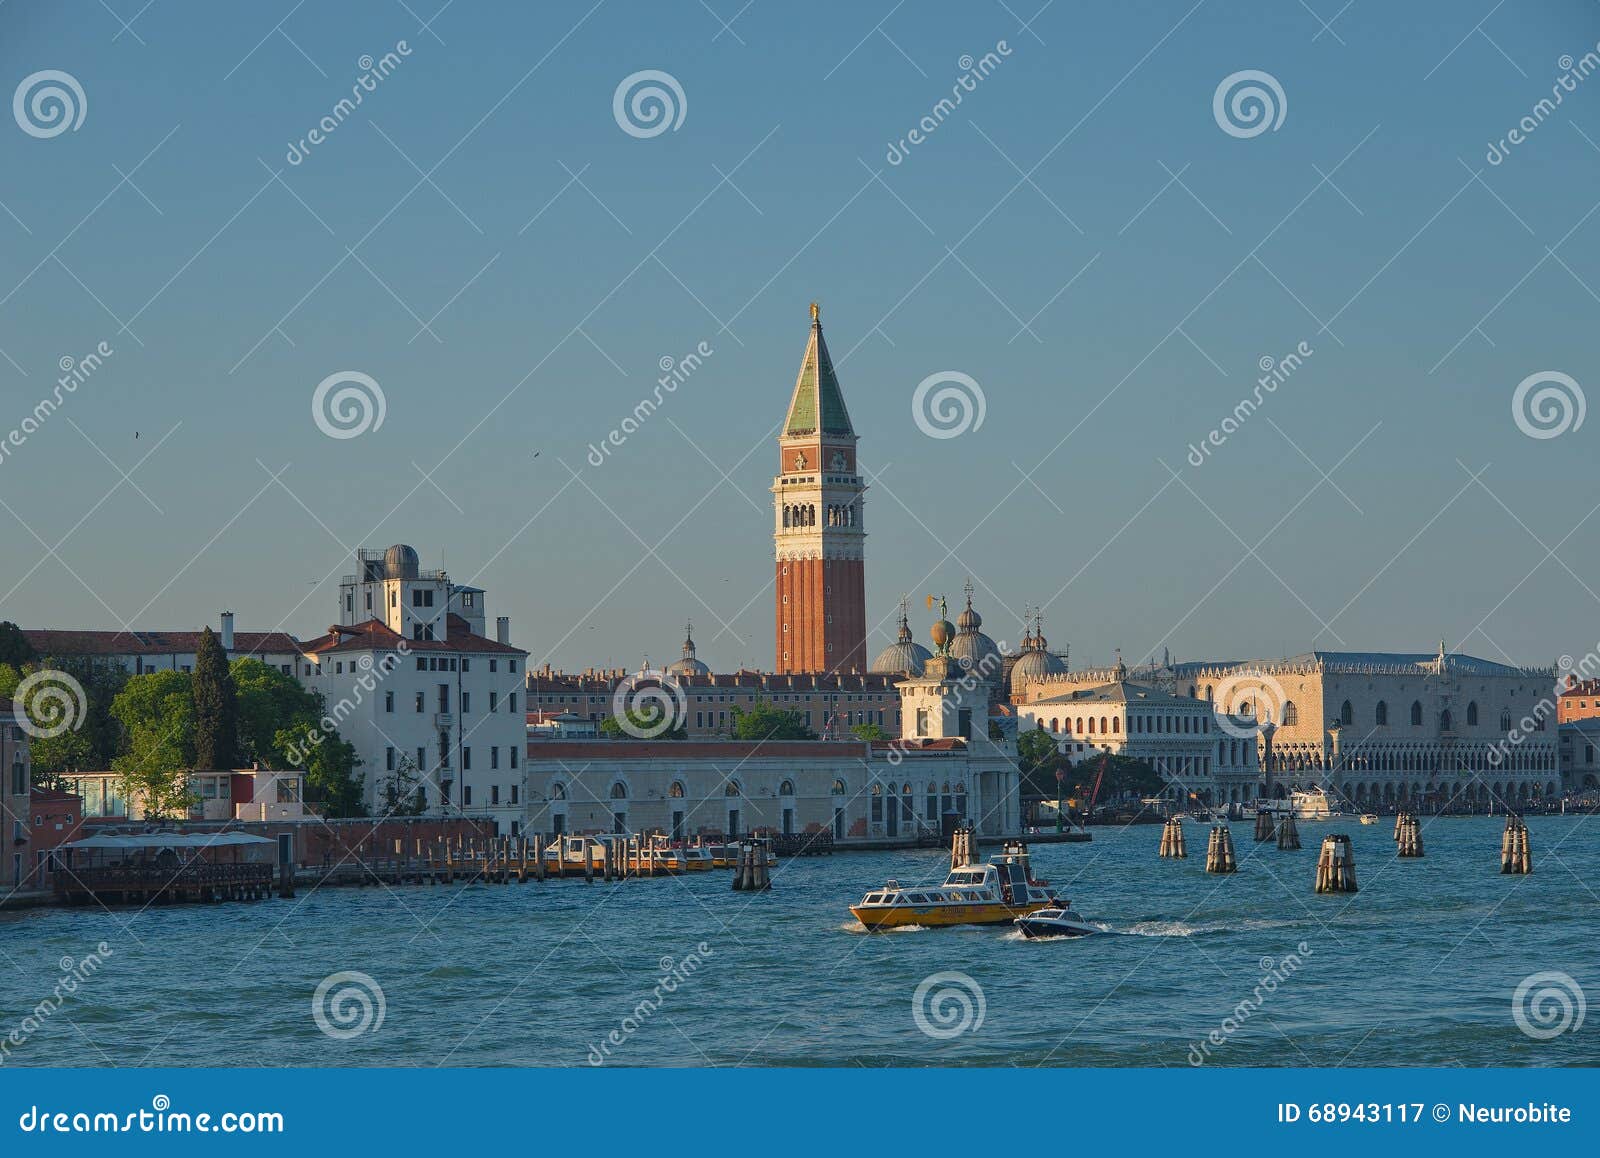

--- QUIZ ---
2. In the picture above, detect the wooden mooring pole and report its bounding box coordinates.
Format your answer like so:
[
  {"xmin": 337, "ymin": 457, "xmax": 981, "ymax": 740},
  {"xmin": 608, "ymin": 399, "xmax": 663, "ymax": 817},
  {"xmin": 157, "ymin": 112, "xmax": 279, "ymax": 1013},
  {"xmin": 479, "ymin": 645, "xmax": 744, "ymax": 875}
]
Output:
[
  {"xmin": 1276, "ymin": 812, "xmax": 1300, "ymax": 850},
  {"xmin": 1158, "ymin": 816, "xmax": 1187, "ymax": 858},
  {"xmin": 1253, "ymin": 809, "xmax": 1275, "ymax": 842},
  {"xmin": 1314, "ymin": 833, "xmax": 1357, "ymax": 893},
  {"xmin": 1501, "ymin": 815, "xmax": 1532, "ymax": 874},
  {"xmin": 1396, "ymin": 813, "xmax": 1424, "ymax": 858},
  {"xmin": 1205, "ymin": 824, "xmax": 1237, "ymax": 873}
]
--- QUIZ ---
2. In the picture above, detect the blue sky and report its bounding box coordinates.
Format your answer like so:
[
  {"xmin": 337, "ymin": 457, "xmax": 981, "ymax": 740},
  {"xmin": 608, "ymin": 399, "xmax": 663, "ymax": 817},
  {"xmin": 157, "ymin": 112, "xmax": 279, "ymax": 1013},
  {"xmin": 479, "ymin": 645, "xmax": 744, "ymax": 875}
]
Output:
[{"xmin": 2, "ymin": 0, "xmax": 1598, "ymax": 673}]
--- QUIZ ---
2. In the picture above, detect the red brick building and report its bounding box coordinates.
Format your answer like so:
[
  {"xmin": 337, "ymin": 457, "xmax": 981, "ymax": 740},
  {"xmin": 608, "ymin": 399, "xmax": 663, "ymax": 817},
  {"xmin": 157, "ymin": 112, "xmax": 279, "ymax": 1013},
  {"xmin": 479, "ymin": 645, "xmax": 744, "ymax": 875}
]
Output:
[
  {"xmin": 1558, "ymin": 677, "xmax": 1600, "ymax": 723},
  {"xmin": 772, "ymin": 303, "xmax": 867, "ymax": 674}
]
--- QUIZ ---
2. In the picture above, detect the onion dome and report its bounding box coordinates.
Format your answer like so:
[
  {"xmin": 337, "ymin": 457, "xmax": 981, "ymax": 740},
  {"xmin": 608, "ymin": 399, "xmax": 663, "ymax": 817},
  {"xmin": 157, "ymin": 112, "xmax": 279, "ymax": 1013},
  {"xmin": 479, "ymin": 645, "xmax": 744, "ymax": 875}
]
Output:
[
  {"xmin": 871, "ymin": 603, "xmax": 932, "ymax": 675},
  {"xmin": 949, "ymin": 584, "xmax": 1001, "ymax": 680},
  {"xmin": 665, "ymin": 621, "xmax": 711, "ymax": 678}
]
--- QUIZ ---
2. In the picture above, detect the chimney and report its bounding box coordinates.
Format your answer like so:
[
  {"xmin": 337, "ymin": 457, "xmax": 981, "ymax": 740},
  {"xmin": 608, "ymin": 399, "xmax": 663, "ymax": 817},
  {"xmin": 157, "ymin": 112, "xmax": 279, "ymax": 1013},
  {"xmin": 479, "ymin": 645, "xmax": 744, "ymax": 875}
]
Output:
[
  {"xmin": 220, "ymin": 611, "xmax": 235, "ymax": 651},
  {"xmin": 496, "ymin": 616, "xmax": 510, "ymax": 645}
]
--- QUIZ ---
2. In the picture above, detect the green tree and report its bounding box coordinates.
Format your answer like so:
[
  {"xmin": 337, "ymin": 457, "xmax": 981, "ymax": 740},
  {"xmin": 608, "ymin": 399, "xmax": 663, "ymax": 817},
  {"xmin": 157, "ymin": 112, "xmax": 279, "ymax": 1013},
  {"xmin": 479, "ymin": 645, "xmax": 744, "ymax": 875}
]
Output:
[
  {"xmin": 729, "ymin": 701, "xmax": 815, "ymax": 742},
  {"xmin": 110, "ymin": 670, "xmax": 196, "ymax": 818},
  {"xmin": 29, "ymin": 657, "xmax": 128, "ymax": 778},
  {"xmin": 233, "ymin": 658, "xmax": 365, "ymax": 817},
  {"xmin": 851, "ymin": 722, "xmax": 888, "ymax": 741},
  {"xmin": 0, "ymin": 622, "xmax": 35, "ymax": 667},
  {"xmin": 191, "ymin": 627, "xmax": 238, "ymax": 770},
  {"xmin": 0, "ymin": 662, "xmax": 20, "ymax": 703},
  {"xmin": 1016, "ymin": 726, "xmax": 1068, "ymax": 797},
  {"xmin": 600, "ymin": 711, "xmax": 686, "ymax": 740}
]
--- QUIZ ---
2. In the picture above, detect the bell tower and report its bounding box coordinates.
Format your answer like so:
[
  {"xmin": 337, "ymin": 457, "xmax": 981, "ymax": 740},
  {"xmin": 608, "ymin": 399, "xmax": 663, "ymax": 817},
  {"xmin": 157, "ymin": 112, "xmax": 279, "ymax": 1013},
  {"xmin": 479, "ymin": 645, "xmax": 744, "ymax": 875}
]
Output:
[{"xmin": 773, "ymin": 303, "xmax": 866, "ymax": 673}]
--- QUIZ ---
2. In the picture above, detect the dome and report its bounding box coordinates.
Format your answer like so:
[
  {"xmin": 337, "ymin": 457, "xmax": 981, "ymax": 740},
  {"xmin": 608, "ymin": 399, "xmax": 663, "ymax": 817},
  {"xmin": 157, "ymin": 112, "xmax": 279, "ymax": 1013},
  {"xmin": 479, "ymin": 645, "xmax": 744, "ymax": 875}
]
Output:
[
  {"xmin": 666, "ymin": 621, "xmax": 711, "ymax": 679},
  {"xmin": 871, "ymin": 609, "xmax": 931, "ymax": 675},
  {"xmin": 383, "ymin": 543, "xmax": 419, "ymax": 579},
  {"xmin": 949, "ymin": 627, "xmax": 1002, "ymax": 679},
  {"xmin": 1008, "ymin": 647, "xmax": 1067, "ymax": 690},
  {"xmin": 957, "ymin": 602, "xmax": 981, "ymax": 632}
]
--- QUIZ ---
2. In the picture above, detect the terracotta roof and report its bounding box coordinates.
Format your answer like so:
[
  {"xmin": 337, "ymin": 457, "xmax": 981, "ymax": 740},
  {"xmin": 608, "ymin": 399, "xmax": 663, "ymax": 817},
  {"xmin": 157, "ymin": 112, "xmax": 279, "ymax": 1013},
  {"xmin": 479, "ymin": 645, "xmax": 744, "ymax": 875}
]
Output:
[
  {"xmin": 525, "ymin": 740, "xmax": 870, "ymax": 760},
  {"xmin": 301, "ymin": 614, "xmax": 526, "ymax": 656},
  {"xmin": 29, "ymin": 787, "xmax": 81, "ymax": 804},
  {"xmin": 1560, "ymin": 679, "xmax": 1600, "ymax": 697},
  {"xmin": 23, "ymin": 628, "xmax": 301, "ymax": 658}
]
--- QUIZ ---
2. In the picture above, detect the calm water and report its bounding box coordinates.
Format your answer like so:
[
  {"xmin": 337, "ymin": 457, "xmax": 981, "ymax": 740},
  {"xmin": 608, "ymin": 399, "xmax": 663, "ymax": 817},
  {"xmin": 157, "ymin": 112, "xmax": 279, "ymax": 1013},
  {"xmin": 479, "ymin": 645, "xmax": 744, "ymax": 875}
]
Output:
[{"xmin": 3, "ymin": 816, "xmax": 1596, "ymax": 1067}]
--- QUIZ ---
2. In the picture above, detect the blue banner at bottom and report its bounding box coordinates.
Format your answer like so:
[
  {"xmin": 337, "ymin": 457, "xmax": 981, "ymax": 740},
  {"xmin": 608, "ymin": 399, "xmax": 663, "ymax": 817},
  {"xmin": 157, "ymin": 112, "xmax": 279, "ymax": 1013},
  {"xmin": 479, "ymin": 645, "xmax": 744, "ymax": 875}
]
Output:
[{"xmin": 2, "ymin": 1068, "xmax": 1596, "ymax": 1154}]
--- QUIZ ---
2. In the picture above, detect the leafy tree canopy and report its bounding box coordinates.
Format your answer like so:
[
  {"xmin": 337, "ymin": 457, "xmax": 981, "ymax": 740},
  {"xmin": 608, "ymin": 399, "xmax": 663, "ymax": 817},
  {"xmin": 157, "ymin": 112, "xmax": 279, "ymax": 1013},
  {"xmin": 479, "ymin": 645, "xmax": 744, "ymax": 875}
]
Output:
[{"xmin": 729, "ymin": 701, "xmax": 815, "ymax": 742}]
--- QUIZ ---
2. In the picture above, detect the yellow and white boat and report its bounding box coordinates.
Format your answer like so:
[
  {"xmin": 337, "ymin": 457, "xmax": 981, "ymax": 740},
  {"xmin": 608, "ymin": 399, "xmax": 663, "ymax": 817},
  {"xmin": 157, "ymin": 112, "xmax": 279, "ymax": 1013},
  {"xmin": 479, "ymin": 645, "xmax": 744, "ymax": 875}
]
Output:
[
  {"xmin": 850, "ymin": 841, "xmax": 1060, "ymax": 930},
  {"xmin": 542, "ymin": 835, "xmax": 687, "ymax": 874},
  {"xmin": 681, "ymin": 846, "xmax": 715, "ymax": 872}
]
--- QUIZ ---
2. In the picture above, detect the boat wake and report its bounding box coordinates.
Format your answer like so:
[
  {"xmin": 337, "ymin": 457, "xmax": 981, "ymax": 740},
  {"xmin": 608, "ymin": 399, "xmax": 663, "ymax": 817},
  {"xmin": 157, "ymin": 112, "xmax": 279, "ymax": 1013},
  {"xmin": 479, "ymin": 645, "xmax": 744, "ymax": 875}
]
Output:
[{"xmin": 1114, "ymin": 916, "xmax": 1300, "ymax": 938}]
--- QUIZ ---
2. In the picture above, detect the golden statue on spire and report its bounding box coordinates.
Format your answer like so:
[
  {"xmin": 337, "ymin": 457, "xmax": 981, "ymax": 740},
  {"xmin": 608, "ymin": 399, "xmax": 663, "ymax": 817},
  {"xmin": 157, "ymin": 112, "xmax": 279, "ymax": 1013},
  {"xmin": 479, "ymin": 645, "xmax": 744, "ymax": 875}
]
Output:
[{"xmin": 809, "ymin": 300, "xmax": 820, "ymax": 322}]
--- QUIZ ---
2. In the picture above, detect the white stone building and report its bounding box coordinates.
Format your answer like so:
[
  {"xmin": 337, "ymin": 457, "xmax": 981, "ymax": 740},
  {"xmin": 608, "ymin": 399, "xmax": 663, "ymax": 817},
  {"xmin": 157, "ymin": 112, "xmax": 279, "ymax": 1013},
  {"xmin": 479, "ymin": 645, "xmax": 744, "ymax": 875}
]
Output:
[
  {"xmin": 1016, "ymin": 660, "xmax": 1260, "ymax": 807},
  {"xmin": 299, "ymin": 545, "xmax": 528, "ymax": 833},
  {"xmin": 519, "ymin": 609, "xmax": 1022, "ymax": 842}
]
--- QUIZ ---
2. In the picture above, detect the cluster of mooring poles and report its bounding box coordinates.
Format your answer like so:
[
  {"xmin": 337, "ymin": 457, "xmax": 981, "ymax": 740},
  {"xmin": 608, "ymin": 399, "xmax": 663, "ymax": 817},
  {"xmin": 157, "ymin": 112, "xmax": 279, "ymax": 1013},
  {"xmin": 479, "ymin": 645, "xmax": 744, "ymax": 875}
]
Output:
[
  {"xmin": 1313, "ymin": 834, "xmax": 1359, "ymax": 893},
  {"xmin": 731, "ymin": 840, "xmax": 773, "ymax": 891},
  {"xmin": 1501, "ymin": 815, "xmax": 1533, "ymax": 874},
  {"xmin": 950, "ymin": 822, "xmax": 982, "ymax": 870},
  {"xmin": 1158, "ymin": 816, "xmax": 1187, "ymax": 858},
  {"xmin": 1395, "ymin": 813, "xmax": 1424, "ymax": 858},
  {"xmin": 1205, "ymin": 825, "xmax": 1237, "ymax": 873}
]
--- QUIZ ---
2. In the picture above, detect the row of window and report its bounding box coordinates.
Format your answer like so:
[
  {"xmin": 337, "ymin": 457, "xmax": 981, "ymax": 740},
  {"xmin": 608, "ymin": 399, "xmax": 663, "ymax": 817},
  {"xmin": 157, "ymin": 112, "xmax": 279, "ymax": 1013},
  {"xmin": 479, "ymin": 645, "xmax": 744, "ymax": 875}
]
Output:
[
  {"xmin": 383, "ymin": 689, "xmax": 518, "ymax": 714},
  {"xmin": 1039, "ymin": 713, "xmax": 1210, "ymax": 736},
  {"xmin": 386, "ymin": 745, "xmax": 521, "ymax": 773},
  {"xmin": 1325, "ymin": 698, "xmax": 1521, "ymax": 731}
]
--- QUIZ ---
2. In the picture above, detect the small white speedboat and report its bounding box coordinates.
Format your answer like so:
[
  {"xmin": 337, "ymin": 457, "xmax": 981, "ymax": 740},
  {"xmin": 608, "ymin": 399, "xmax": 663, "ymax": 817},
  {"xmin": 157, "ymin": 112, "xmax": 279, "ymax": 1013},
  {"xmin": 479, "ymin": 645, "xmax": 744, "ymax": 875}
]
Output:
[{"xmin": 1014, "ymin": 905, "xmax": 1100, "ymax": 939}]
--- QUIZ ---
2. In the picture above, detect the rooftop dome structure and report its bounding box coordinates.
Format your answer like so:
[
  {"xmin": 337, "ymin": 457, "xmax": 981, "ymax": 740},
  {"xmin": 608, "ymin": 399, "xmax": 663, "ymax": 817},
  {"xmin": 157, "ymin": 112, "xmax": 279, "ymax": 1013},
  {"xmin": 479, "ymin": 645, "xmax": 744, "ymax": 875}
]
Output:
[
  {"xmin": 870, "ymin": 601, "xmax": 932, "ymax": 675},
  {"xmin": 949, "ymin": 584, "xmax": 1002, "ymax": 681},
  {"xmin": 1008, "ymin": 610, "xmax": 1068, "ymax": 693},
  {"xmin": 383, "ymin": 543, "xmax": 420, "ymax": 580},
  {"xmin": 665, "ymin": 621, "xmax": 711, "ymax": 679}
]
